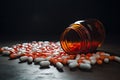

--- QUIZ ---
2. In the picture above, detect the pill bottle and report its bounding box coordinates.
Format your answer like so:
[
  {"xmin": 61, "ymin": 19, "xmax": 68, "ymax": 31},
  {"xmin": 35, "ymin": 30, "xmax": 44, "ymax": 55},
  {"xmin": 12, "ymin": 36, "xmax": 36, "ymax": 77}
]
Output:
[{"xmin": 60, "ymin": 19, "xmax": 105, "ymax": 54}]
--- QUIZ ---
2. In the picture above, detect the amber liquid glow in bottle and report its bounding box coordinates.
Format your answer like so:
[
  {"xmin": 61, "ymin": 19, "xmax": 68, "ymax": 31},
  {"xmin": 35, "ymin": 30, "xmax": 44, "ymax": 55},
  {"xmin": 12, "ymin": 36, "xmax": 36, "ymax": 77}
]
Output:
[{"xmin": 60, "ymin": 19, "xmax": 105, "ymax": 54}]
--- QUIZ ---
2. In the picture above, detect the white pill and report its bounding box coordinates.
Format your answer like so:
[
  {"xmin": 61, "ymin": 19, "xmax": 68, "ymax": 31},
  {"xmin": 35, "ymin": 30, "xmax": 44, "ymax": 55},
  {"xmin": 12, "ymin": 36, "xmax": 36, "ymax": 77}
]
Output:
[
  {"xmin": 94, "ymin": 54, "xmax": 100, "ymax": 58},
  {"xmin": 19, "ymin": 56, "xmax": 28, "ymax": 62},
  {"xmin": 79, "ymin": 63, "xmax": 92, "ymax": 70},
  {"xmin": 40, "ymin": 61, "xmax": 50, "ymax": 67},
  {"xmin": 2, "ymin": 51, "xmax": 10, "ymax": 55},
  {"xmin": 83, "ymin": 60, "xmax": 91, "ymax": 64},
  {"xmin": 68, "ymin": 62, "xmax": 78, "ymax": 68},
  {"xmin": 45, "ymin": 56, "xmax": 52, "ymax": 61},
  {"xmin": 56, "ymin": 62, "xmax": 63, "ymax": 69},
  {"xmin": 90, "ymin": 59, "xmax": 96, "ymax": 65},
  {"xmin": 34, "ymin": 58, "xmax": 45, "ymax": 63},
  {"xmin": 104, "ymin": 53, "xmax": 110, "ymax": 56},
  {"xmin": 90, "ymin": 56, "xmax": 96, "ymax": 60},
  {"xmin": 75, "ymin": 54, "xmax": 80, "ymax": 60},
  {"xmin": 104, "ymin": 58, "xmax": 109, "ymax": 63},
  {"xmin": 114, "ymin": 56, "xmax": 120, "ymax": 63},
  {"xmin": 28, "ymin": 57, "xmax": 33, "ymax": 63},
  {"xmin": 67, "ymin": 60, "xmax": 77, "ymax": 64},
  {"xmin": 61, "ymin": 56, "xmax": 68, "ymax": 59}
]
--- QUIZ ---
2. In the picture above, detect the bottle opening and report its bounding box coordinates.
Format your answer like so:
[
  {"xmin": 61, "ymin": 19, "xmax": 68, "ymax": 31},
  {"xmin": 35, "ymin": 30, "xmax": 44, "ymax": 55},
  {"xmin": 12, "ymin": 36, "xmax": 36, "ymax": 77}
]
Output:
[{"xmin": 60, "ymin": 19, "xmax": 105, "ymax": 55}]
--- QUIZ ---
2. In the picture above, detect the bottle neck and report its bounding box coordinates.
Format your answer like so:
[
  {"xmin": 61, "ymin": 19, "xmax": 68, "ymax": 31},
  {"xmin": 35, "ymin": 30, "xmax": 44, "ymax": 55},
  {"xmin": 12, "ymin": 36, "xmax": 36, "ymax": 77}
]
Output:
[{"xmin": 60, "ymin": 24, "xmax": 92, "ymax": 54}]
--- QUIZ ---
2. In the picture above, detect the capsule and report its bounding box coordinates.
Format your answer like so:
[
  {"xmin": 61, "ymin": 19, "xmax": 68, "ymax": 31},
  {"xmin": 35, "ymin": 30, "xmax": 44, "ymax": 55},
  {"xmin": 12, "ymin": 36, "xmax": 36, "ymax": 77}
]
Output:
[
  {"xmin": 82, "ymin": 60, "xmax": 91, "ymax": 64},
  {"xmin": 10, "ymin": 53, "xmax": 18, "ymax": 59},
  {"xmin": 34, "ymin": 58, "xmax": 46, "ymax": 63},
  {"xmin": 79, "ymin": 63, "xmax": 92, "ymax": 70},
  {"xmin": 68, "ymin": 62, "xmax": 78, "ymax": 68},
  {"xmin": 19, "ymin": 56, "xmax": 28, "ymax": 62},
  {"xmin": 114, "ymin": 56, "xmax": 120, "ymax": 63},
  {"xmin": 40, "ymin": 61, "xmax": 50, "ymax": 67},
  {"xmin": 104, "ymin": 58, "xmax": 109, "ymax": 63},
  {"xmin": 45, "ymin": 56, "xmax": 52, "ymax": 61},
  {"xmin": 67, "ymin": 60, "xmax": 77, "ymax": 64},
  {"xmin": 75, "ymin": 54, "xmax": 80, "ymax": 60},
  {"xmin": 2, "ymin": 51, "xmax": 11, "ymax": 56},
  {"xmin": 56, "ymin": 62, "xmax": 64, "ymax": 69},
  {"xmin": 28, "ymin": 57, "xmax": 33, "ymax": 63},
  {"xmin": 90, "ymin": 59, "xmax": 96, "ymax": 65}
]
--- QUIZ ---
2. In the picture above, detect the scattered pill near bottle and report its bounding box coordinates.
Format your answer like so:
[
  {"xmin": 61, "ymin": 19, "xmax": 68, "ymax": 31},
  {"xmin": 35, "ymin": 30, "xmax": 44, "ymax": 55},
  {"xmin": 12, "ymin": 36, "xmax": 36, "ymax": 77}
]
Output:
[{"xmin": 0, "ymin": 41, "xmax": 120, "ymax": 71}]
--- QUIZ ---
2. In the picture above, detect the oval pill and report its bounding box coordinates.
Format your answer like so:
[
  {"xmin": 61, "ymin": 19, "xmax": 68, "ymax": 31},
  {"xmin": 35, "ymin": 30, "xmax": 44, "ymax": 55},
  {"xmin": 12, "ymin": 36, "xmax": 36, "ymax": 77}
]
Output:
[
  {"xmin": 104, "ymin": 58, "xmax": 109, "ymax": 63},
  {"xmin": 114, "ymin": 56, "xmax": 120, "ymax": 63},
  {"xmin": 34, "ymin": 58, "xmax": 45, "ymax": 63},
  {"xmin": 28, "ymin": 57, "xmax": 33, "ymax": 63},
  {"xmin": 2, "ymin": 51, "xmax": 11, "ymax": 56},
  {"xmin": 79, "ymin": 63, "xmax": 92, "ymax": 70},
  {"xmin": 68, "ymin": 62, "xmax": 78, "ymax": 68},
  {"xmin": 19, "ymin": 56, "xmax": 28, "ymax": 62},
  {"xmin": 67, "ymin": 60, "xmax": 77, "ymax": 64},
  {"xmin": 82, "ymin": 60, "xmax": 91, "ymax": 64},
  {"xmin": 40, "ymin": 61, "xmax": 50, "ymax": 67},
  {"xmin": 90, "ymin": 59, "xmax": 96, "ymax": 65},
  {"xmin": 56, "ymin": 62, "xmax": 64, "ymax": 69}
]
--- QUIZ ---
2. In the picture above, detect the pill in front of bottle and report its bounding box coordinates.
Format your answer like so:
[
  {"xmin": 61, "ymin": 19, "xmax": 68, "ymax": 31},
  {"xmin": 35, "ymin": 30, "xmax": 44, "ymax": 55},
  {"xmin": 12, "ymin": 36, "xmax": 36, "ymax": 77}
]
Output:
[{"xmin": 40, "ymin": 61, "xmax": 50, "ymax": 67}]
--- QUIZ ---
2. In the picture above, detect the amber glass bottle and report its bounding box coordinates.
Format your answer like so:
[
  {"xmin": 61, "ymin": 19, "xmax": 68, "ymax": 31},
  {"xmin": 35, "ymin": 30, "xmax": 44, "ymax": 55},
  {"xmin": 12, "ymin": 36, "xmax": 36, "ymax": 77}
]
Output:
[{"xmin": 60, "ymin": 19, "xmax": 105, "ymax": 54}]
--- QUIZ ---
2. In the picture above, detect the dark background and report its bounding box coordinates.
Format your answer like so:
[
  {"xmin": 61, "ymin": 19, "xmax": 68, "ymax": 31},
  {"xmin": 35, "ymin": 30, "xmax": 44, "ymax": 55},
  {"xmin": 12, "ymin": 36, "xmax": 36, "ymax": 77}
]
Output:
[
  {"xmin": 0, "ymin": 1, "xmax": 120, "ymax": 80},
  {"xmin": 0, "ymin": 0, "xmax": 120, "ymax": 41}
]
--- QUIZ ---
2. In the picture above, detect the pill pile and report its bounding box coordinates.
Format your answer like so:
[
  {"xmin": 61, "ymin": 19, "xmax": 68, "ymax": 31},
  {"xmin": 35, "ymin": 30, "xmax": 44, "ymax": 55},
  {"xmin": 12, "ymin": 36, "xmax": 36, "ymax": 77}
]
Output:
[{"xmin": 0, "ymin": 41, "xmax": 120, "ymax": 71}]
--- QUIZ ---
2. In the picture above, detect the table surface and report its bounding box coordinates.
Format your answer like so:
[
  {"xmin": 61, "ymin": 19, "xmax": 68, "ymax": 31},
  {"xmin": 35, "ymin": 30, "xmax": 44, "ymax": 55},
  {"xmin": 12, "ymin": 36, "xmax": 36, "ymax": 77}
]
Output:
[{"xmin": 0, "ymin": 38, "xmax": 120, "ymax": 80}]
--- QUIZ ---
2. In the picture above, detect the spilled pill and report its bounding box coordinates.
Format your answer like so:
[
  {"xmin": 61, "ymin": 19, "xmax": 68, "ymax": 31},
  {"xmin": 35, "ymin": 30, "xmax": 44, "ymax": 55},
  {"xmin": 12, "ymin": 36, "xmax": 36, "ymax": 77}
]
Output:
[
  {"xmin": 40, "ymin": 61, "xmax": 50, "ymax": 67},
  {"xmin": 90, "ymin": 59, "xmax": 96, "ymax": 65},
  {"xmin": 67, "ymin": 60, "xmax": 77, "ymax": 64},
  {"xmin": 34, "ymin": 58, "xmax": 46, "ymax": 63},
  {"xmin": 0, "ymin": 41, "xmax": 120, "ymax": 71},
  {"xmin": 2, "ymin": 51, "xmax": 11, "ymax": 56},
  {"xmin": 79, "ymin": 63, "xmax": 92, "ymax": 70},
  {"xmin": 114, "ymin": 56, "xmax": 120, "ymax": 63},
  {"xmin": 104, "ymin": 58, "xmax": 109, "ymax": 63},
  {"xmin": 28, "ymin": 57, "xmax": 33, "ymax": 63},
  {"xmin": 19, "ymin": 56, "xmax": 28, "ymax": 62},
  {"xmin": 56, "ymin": 62, "xmax": 64, "ymax": 69},
  {"xmin": 68, "ymin": 62, "xmax": 78, "ymax": 68}
]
